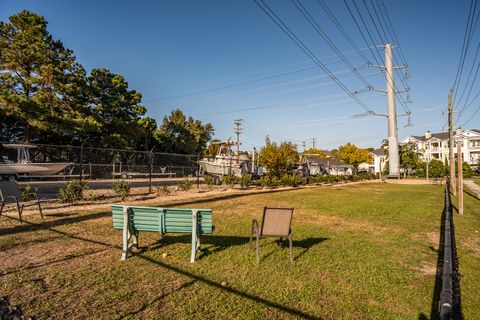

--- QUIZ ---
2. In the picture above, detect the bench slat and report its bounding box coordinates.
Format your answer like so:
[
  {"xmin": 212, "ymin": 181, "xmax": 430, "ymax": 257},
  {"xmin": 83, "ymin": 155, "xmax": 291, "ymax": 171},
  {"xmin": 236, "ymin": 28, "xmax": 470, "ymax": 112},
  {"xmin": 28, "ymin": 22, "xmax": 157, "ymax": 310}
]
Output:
[{"xmin": 111, "ymin": 205, "xmax": 213, "ymax": 234}]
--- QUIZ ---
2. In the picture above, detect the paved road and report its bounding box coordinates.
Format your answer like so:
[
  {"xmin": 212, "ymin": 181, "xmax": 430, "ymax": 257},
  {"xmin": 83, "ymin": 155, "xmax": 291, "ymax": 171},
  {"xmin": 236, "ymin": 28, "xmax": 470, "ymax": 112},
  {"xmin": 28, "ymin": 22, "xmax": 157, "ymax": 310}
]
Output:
[
  {"xmin": 464, "ymin": 180, "xmax": 480, "ymax": 199},
  {"xmin": 18, "ymin": 177, "xmax": 201, "ymax": 199}
]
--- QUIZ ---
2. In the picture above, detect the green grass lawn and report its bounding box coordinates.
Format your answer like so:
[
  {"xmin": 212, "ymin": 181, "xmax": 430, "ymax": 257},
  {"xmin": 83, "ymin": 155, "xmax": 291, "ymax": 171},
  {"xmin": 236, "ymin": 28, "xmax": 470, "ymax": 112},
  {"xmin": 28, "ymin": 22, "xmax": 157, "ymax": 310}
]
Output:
[{"xmin": 1, "ymin": 183, "xmax": 479, "ymax": 319}]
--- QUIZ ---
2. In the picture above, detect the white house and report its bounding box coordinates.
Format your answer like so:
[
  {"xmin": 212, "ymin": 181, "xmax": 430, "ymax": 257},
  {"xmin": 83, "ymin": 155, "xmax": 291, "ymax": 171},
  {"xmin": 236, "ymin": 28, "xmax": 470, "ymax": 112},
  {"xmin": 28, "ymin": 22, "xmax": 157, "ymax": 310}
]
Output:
[
  {"xmin": 371, "ymin": 148, "xmax": 386, "ymax": 174},
  {"xmin": 400, "ymin": 129, "xmax": 480, "ymax": 166}
]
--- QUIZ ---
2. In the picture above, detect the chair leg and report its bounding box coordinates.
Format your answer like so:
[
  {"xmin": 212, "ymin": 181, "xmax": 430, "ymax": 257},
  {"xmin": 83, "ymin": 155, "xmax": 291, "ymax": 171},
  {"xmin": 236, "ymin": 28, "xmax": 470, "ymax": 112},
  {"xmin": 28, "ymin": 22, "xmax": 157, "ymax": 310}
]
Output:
[
  {"xmin": 37, "ymin": 201, "xmax": 44, "ymax": 220},
  {"xmin": 288, "ymin": 233, "xmax": 294, "ymax": 264},
  {"xmin": 0, "ymin": 201, "xmax": 4, "ymax": 218},
  {"xmin": 16, "ymin": 202, "xmax": 23, "ymax": 224},
  {"xmin": 256, "ymin": 230, "xmax": 260, "ymax": 264},
  {"xmin": 250, "ymin": 219, "xmax": 259, "ymax": 249}
]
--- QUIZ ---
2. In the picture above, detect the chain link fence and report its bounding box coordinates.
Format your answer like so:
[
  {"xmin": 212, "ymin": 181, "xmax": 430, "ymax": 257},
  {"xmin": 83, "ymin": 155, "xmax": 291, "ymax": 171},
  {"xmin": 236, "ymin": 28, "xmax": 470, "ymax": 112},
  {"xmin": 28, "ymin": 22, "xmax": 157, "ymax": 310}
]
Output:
[{"xmin": 0, "ymin": 142, "xmax": 199, "ymax": 182}]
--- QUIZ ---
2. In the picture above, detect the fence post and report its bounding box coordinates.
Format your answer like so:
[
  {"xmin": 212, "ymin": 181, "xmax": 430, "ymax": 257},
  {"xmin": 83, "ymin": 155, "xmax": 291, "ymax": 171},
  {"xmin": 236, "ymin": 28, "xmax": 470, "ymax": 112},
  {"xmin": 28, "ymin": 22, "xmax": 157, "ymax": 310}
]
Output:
[
  {"xmin": 149, "ymin": 145, "xmax": 157, "ymax": 194},
  {"xmin": 196, "ymin": 152, "xmax": 201, "ymax": 189},
  {"xmin": 79, "ymin": 138, "xmax": 88, "ymax": 182}
]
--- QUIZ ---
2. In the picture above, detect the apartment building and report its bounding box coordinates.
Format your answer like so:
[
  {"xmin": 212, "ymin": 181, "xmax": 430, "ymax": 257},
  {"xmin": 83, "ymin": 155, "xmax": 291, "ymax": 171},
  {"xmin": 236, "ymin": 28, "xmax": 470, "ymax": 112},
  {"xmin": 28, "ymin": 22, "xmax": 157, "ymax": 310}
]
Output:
[{"xmin": 400, "ymin": 129, "xmax": 480, "ymax": 166}]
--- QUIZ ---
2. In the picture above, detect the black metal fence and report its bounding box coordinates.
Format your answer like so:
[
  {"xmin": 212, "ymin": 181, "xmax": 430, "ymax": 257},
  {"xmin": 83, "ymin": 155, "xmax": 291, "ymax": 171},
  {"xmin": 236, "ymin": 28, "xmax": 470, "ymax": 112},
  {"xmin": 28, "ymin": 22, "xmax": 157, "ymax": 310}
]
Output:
[
  {"xmin": 438, "ymin": 178, "xmax": 462, "ymax": 319},
  {"xmin": 0, "ymin": 142, "xmax": 199, "ymax": 181}
]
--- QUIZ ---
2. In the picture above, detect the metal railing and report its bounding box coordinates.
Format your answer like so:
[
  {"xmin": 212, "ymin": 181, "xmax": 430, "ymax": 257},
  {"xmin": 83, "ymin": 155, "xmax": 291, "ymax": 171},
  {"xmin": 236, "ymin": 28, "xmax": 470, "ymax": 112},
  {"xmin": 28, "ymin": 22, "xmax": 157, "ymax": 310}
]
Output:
[{"xmin": 439, "ymin": 178, "xmax": 462, "ymax": 319}]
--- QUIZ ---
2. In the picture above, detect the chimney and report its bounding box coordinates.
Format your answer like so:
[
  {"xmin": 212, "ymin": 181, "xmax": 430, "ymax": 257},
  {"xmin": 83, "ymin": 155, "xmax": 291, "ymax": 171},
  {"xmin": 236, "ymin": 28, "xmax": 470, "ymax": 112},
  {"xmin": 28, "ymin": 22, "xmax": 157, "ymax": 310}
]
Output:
[{"xmin": 425, "ymin": 131, "xmax": 432, "ymax": 139}]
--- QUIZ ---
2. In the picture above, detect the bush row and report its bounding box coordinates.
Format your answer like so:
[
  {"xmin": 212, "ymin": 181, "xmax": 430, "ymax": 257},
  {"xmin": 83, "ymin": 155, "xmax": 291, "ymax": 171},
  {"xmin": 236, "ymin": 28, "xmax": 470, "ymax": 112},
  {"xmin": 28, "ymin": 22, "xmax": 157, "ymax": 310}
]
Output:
[{"xmin": 217, "ymin": 173, "xmax": 377, "ymax": 188}]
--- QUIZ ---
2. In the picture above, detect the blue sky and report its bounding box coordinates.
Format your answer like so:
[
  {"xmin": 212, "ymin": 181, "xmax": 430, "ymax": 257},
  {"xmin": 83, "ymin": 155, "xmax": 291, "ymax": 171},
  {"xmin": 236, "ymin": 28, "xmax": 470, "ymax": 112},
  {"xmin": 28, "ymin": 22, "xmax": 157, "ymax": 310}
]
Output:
[{"xmin": 1, "ymin": 1, "xmax": 476, "ymax": 150}]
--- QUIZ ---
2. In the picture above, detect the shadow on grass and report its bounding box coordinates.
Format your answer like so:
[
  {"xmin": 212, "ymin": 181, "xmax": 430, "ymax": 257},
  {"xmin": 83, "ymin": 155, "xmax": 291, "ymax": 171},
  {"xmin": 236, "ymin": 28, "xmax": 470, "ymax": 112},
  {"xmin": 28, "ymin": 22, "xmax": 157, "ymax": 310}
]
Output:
[
  {"xmin": 0, "ymin": 248, "xmax": 109, "ymax": 277},
  {"xmin": 0, "ymin": 187, "xmax": 299, "ymax": 237},
  {"xmin": 463, "ymin": 188, "xmax": 480, "ymax": 201},
  {"xmin": 139, "ymin": 234, "xmax": 328, "ymax": 263},
  {"xmin": 134, "ymin": 253, "xmax": 323, "ymax": 319},
  {"xmin": 0, "ymin": 211, "xmax": 110, "ymax": 236},
  {"xmin": 421, "ymin": 204, "xmax": 446, "ymax": 320},
  {"xmin": 2, "ymin": 216, "xmax": 324, "ymax": 319},
  {"xmin": 116, "ymin": 280, "xmax": 197, "ymax": 319},
  {"xmin": 257, "ymin": 237, "xmax": 329, "ymax": 262},
  {"xmin": 419, "ymin": 188, "xmax": 464, "ymax": 320}
]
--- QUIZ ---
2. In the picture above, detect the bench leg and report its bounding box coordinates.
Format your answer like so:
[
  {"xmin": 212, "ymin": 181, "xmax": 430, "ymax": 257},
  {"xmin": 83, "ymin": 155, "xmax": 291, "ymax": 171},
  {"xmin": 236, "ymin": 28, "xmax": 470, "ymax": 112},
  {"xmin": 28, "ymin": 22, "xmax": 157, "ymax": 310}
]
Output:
[
  {"xmin": 121, "ymin": 207, "xmax": 131, "ymax": 260},
  {"xmin": 190, "ymin": 210, "xmax": 198, "ymax": 263},
  {"xmin": 133, "ymin": 231, "xmax": 139, "ymax": 249}
]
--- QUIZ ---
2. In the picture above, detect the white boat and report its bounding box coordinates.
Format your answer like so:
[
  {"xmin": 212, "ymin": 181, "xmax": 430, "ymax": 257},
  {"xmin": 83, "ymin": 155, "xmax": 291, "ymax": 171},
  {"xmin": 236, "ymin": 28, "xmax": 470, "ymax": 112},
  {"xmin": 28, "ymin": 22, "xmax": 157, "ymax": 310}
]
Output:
[
  {"xmin": 0, "ymin": 144, "xmax": 73, "ymax": 179},
  {"xmin": 198, "ymin": 141, "xmax": 251, "ymax": 181}
]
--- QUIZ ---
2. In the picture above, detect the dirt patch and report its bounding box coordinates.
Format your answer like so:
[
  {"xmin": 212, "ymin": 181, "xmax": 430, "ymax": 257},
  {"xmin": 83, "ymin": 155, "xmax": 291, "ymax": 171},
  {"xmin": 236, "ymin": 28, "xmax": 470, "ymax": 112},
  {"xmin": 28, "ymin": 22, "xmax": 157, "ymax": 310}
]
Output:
[{"xmin": 414, "ymin": 262, "xmax": 437, "ymax": 276}]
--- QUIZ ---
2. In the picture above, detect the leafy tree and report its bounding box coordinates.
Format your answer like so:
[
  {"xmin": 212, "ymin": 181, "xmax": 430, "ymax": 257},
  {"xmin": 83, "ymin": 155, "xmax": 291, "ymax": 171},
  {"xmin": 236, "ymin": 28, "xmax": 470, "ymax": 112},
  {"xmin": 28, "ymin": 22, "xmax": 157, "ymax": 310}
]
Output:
[
  {"xmin": 330, "ymin": 149, "xmax": 338, "ymax": 158},
  {"xmin": 428, "ymin": 159, "xmax": 445, "ymax": 178},
  {"xmin": 337, "ymin": 143, "xmax": 372, "ymax": 174},
  {"xmin": 462, "ymin": 162, "xmax": 473, "ymax": 178},
  {"xmin": 417, "ymin": 160, "xmax": 448, "ymax": 178},
  {"xmin": 0, "ymin": 10, "xmax": 96, "ymax": 142},
  {"xmin": 86, "ymin": 68, "xmax": 147, "ymax": 148},
  {"xmin": 134, "ymin": 116, "xmax": 157, "ymax": 151},
  {"xmin": 400, "ymin": 143, "xmax": 419, "ymax": 176},
  {"xmin": 303, "ymin": 148, "xmax": 327, "ymax": 158},
  {"xmin": 154, "ymin": 109, "xmax": 214, "ymax": 154},
  {"xmin": 259, "ymin": 138, "xmax": 299, "ymax": 177}
]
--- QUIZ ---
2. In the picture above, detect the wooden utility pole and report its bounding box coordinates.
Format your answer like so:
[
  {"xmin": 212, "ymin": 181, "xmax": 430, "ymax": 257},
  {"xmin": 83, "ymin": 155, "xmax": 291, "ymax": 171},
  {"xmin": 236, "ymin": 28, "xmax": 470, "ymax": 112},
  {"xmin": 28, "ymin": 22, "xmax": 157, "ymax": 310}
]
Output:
[
  {"xmin": 426, "ymin": 160, "xmax": 429, "ymax": 181},
  {"xmin": 448, "ymin": 90, "xmax": 456, "ymax": 195},
  {"xmin": 457, "ymin": 130, "xmax": 464, "ymax": 215}
]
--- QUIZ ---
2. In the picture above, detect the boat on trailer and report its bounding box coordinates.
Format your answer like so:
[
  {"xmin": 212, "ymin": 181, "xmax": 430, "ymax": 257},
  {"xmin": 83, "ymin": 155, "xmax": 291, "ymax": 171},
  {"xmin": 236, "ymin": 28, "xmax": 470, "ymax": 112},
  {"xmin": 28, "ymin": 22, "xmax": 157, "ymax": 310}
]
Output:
[
  {"xmin": 198, "ymin": 141, "xmax": 252, "ymax": 183},
  {"xmin": 0, "ymin": 144, "xmax": 73, "ymax": 180}
]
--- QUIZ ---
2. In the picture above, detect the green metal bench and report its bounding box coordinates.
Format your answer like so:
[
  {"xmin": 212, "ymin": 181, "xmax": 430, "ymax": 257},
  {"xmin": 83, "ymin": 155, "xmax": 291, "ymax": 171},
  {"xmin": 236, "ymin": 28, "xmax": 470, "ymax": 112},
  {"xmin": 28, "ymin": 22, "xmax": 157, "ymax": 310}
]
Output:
[{"xmin": 111, "ymin": 205, "xmax": 214, "ymax": 263}]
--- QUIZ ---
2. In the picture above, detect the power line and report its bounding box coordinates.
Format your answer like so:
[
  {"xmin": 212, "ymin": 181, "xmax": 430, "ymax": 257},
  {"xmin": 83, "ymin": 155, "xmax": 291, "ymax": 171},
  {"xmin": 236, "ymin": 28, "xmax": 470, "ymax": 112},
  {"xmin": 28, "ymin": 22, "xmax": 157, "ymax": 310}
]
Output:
[
  {"xmin": 291, "ymin": 0, "xmax": 373, "ymax": 89},
  {"xmin": 452, "ymin": 0, "xmax": 478, "ymax": 103},
  {"xmin": 254, "ymin": 0, "xmax": 377, "ymax": 115},
  {"xmin": 342, "ymin": 0, "xmax": 411, "ymax": 116},
  {"xmin": 461, "ymin": 103, "xmax": 480, "ymax": 126},
  {"xmin": 209, "ymin": 90, "xmax": 384, "ymax": 116},
  {"xmin": 143, "ymin": 47, "xmax": 373, "ymax": 103}
]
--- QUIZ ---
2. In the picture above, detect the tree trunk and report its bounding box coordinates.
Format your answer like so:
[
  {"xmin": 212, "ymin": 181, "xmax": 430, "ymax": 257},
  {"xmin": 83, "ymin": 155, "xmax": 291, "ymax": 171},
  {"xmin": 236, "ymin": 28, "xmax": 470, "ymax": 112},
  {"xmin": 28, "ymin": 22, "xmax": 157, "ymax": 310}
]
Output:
[{"xmin": 24, "ymin": 122, "xmax": 31, "ymax": 143}]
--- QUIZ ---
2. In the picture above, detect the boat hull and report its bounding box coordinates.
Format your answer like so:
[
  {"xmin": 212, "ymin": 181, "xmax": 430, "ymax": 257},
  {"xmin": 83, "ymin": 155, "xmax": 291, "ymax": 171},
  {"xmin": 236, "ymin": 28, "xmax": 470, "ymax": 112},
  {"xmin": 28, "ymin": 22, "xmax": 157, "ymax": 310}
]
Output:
[
  {"xmin": 0, "ymin": 163, "xmax": 73, "ymax": 176},
  {"xmin": 198, "ymin": 160, "xmax": 244, "ymax": 177}
]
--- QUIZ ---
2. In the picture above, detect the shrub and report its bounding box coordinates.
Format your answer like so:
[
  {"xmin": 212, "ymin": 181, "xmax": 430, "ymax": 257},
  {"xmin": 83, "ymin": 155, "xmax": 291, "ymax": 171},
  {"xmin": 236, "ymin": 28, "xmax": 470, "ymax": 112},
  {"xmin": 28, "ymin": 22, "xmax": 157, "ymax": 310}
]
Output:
[
  {"xmin": 259, "ymin": 175, "xmax": 280, "ymax": 188},
  {"xmin": 113, "ymin": 180, "xmax": 131, "ymax": 200},
  {"xmin": 178, "ymin": 178, "xmax": 193, "ymax": 191},
  {"xmin": 58, "ymin": 180, "xmax": 88, "ymax": 203},
  {"xmin": 203, "ymin": 175, "xmax": 214, "ymax": 188},
  {"xmin": 156, "ymin": 185, "xmax": 171, "ymax": 196},
  {"xmin": 280, "ymin": 174, "xmax": 303, "ymax": 187},
  {"xmin": 19, "ymin": 185, "xmax": 36, "ymax": 201},
  {"xmin": 239, "ymin": 174, "xmax": 252, "ymax": 188},
  {"xmin": 223, "ymin": 175, "xmax": 238, "ymax": 187},
  {"xmin": 463, "ymin": 162, "xmax": 473, "ymax": 178}
]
